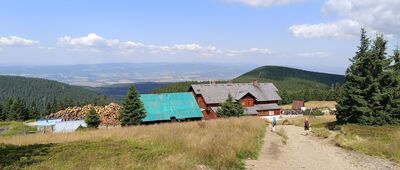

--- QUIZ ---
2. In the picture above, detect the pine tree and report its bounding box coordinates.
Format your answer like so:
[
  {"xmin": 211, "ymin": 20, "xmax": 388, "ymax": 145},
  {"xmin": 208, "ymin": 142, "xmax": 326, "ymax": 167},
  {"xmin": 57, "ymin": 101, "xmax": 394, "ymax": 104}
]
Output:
[
  {"xmin": 0, "ymin": 103, "xmax": 4, "ymax": 121},
  {"xmin": 336, "ymin": 29, "xmax": 371, "ymax": 124},
  {"xmin": 85, "ymin": 107, "xmax": 100, "ymax": 128},
  {"xmin": 389, "ymin": 46, "xmax": 400, "ymax": 124},
  {"xmin": 119, "ymin": 85, "xmax": 146, "ymax": 126},
  {"xmin": 29, "ymin": 101, "xmax": 40, "ymax": 119},
  {"xmin": 217, "ymin": 94, "xmax": 244, "ymax": 117}
]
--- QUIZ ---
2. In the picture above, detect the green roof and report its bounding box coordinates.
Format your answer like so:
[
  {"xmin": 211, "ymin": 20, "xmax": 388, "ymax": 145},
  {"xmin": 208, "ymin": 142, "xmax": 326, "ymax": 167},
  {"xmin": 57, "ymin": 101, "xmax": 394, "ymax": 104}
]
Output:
[{"xmin": 140, "ymin": 92, "xmax": 203, "ymax": 122}]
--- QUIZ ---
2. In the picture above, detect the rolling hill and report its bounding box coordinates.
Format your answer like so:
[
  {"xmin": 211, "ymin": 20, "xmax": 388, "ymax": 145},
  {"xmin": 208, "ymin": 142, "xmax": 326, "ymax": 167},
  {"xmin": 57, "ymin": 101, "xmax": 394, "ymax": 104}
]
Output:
[
  {"xmin": 0, "ymin": 75, "xmax": 112, "ymax": 113},
  {"xmin": 152, "ymin": 66, "xmax": 345, "ymax": 104},
  {"xmin": 233, "ymin": 65, "xmax": 345, "ymax": 90}
]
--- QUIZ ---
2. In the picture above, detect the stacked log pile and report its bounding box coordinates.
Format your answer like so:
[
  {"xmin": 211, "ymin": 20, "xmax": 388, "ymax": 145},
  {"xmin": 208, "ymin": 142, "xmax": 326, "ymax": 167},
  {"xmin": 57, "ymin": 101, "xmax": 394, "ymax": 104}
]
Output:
[{"xmin": 46, "ymin": 103, "xmax": 121, "ymax": 126}]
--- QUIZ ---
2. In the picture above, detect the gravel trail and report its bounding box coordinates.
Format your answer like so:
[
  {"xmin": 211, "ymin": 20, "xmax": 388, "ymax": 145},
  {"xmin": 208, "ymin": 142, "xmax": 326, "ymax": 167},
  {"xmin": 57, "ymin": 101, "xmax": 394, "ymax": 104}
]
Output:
[{"xmin": 246, "ymin": 125, "xmax": 399, "ymax": 170}]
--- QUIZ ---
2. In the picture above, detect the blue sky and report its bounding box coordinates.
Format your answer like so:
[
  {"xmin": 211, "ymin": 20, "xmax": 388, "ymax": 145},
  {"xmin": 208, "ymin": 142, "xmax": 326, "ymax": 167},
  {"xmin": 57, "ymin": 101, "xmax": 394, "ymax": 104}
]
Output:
[{"xmin": 0, "ymin": 0, "xmax": 399, "ymax": 74}]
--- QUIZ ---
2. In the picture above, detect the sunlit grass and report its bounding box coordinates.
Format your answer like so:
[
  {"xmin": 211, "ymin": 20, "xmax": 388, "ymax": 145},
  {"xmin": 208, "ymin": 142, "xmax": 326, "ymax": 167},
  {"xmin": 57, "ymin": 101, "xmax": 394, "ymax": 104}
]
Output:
[{"xmin": 0, "ymin": 117, "xmax": 266, "ymax": 169}]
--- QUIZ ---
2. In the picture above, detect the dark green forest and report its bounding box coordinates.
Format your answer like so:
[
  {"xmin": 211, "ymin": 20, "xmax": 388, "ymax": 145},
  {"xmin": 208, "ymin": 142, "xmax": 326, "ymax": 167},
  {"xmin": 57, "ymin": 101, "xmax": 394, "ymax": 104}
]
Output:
[
  {"xmin": 0, "ymin": 76, "xmax": 112, "ymax": 120},
  {"xmin": 152, "ymin": 66, "xmax": 345, "ymax": 104}
]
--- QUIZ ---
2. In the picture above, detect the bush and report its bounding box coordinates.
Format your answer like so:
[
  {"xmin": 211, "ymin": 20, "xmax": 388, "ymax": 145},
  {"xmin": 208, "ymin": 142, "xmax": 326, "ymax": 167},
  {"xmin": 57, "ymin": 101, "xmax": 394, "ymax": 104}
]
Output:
[
  {"xmin": 85, "ymin": 108, "xmax": 100, "ymax": 128},
  {"xmin": 303, "ymin": 109, "xmax": 324, "ymax": 116}
]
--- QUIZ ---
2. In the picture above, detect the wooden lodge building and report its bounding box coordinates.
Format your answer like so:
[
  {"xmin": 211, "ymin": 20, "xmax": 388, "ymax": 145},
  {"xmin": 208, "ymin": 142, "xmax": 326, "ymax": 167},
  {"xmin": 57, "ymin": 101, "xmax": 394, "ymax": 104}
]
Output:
[{"xmin": 189, "ymin": 80, "xmax": 282, "ymax": 119}]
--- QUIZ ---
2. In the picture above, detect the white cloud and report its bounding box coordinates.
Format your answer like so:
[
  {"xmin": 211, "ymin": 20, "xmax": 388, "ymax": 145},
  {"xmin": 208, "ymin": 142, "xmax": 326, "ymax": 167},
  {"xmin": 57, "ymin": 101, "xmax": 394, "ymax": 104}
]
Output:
[
  {"xmin": 58, "ymin": 33, "xmax": 119, "ymax": 47},
  {"xmin": 289, "ymin": 0, "xmax": 400, "ymax": 39},
  {"xmin": 298, "ymin": 51, "xmax": 330, "ymax": 58},
  {"xmin": 289, "ymin": 20, "xmax": 361, "ymax": 39},
  {"xmin": 59, "ymin": 33, "xmax": 272, "ymax": 58},
  {"xmin": 0, "ymin": 36, "xmax": 38, "ymax": 46},
  {"xmin": 224, "ymin": 0, "xmax": 304, "ymax": 7}
]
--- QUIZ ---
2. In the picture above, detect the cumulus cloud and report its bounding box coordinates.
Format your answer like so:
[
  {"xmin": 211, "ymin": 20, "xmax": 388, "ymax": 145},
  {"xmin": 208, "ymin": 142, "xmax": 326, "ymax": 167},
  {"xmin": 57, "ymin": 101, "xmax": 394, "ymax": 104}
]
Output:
[
  {"xmin": 0, "ymin": 36, "xmax": 38, "ymax": 46},
  {"xmin": 60, "ymin": 33, "xmax": 272, "ymax": 58},
  {"xmin": 224, "ymin": 0, "xmax": 304, "ymax": 7},
  {"xmin": 58, "ymin": 33, "xmax": 119, "ymax": 47},
  {"xmin": 289, "ymin": 0, "xmax": 400, "ymax": 39}
]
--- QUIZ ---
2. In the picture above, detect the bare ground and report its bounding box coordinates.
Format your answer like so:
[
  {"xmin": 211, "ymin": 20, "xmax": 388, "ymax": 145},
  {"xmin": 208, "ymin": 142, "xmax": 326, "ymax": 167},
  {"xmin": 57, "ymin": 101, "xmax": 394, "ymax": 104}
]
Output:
[{"xmin": 246, "ymin": 125, "xmax": 399, "ymax": 170}]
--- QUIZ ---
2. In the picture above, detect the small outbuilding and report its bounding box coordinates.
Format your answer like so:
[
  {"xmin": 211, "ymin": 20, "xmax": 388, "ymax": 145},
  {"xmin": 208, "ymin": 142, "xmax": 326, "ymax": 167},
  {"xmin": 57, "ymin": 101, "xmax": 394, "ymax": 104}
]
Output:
[
  {"xmin": 140, "ymin": 92, "xmax": 203, "ymax": 123},
  {"xmin": 292, "ymin": 100, "xmax": 305, "ymax": 110}
]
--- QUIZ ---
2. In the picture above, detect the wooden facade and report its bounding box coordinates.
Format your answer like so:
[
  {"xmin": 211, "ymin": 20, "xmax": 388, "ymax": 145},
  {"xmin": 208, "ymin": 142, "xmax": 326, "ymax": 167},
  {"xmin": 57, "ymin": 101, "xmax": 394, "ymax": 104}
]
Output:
[{"xmin": 190, "ymin": 83, "xmax": 281, "ymax": 119}]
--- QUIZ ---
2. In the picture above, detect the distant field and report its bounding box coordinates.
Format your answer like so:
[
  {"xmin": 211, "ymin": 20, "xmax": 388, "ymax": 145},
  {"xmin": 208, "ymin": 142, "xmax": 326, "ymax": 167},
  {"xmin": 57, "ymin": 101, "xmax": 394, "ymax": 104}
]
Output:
[
  {"xmin": 0, "ymin": 117, "xmax": 265, "ymax": 169},
  {"xmin": 281, "ymin": 101, "xmax": 337, "ymax": 110}
]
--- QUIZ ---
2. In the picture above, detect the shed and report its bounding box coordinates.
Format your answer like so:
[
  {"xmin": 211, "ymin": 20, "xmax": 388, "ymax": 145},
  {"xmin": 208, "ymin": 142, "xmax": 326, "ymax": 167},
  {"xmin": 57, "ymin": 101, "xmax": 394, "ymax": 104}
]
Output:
[
  {"xmin": 140, "ymin": 92, "xmax": 203, "ymax": 122},
  {"xmin": 292, "ymin": 100, "xmax": 305, "ymax": 110}
]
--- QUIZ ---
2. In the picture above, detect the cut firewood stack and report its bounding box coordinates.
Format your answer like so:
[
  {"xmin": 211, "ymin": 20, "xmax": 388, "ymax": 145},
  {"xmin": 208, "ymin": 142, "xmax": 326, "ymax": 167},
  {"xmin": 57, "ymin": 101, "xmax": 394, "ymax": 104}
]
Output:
[{"xmin": 46, "ymin": 103, "xmax": 121, "ymax": 126}]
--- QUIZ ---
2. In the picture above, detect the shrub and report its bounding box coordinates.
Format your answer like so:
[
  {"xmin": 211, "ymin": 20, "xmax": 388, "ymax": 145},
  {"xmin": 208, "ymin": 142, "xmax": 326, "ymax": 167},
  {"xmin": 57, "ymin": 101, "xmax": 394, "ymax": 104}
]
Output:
[
  {"xmin": 303, "ymin": 109, "xmax": 324, "ymax": 116},
  {"xmin": 85, "ymin": 108, "xmax": 100, "ymax": 128}
]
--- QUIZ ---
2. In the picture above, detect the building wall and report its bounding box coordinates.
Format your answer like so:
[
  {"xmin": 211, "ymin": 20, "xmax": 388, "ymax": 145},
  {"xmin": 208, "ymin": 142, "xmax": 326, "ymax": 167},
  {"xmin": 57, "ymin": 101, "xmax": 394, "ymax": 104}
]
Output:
[
  {"xmin": 240, "ymin": 94, "xmax": 255, "ymax": 107},
  {"xmin": 256, "ymin": 100, "xmax": 280, "ymax": 105},
  {"xmin": 257, "ymin": 109, "xmax": 281, "ymax": 116}
]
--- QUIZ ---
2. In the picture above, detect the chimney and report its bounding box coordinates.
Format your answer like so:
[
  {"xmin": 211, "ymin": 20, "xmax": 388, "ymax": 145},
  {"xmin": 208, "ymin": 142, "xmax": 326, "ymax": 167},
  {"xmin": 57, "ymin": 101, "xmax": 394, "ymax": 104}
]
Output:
[{"xmin": 252, "ymin": 80, "xmax": 257, "ymax": 86}]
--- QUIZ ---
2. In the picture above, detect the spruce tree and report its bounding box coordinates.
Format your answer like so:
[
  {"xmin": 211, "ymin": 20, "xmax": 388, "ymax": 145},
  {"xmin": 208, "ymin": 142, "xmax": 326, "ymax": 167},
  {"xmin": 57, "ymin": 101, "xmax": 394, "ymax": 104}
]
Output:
[
  {"xmin": 119, "ymin": 85, "xmax": 146, "ymax": 126},
  {"xmin": 0, "ymin": 103, "xmax": 4, "ymax": 121},
  {"xmin": 217, "ymin": 94, "xmax": 244, "ymax": 117},
  {"xmin": 389, "ymin": 47, "xmax": 400, "ymax": 124},
  {"xmin": 336, "ymin": 29, "xmax": 370, "ymax": 124},
  {"xmin": 85, "ymin": 107, "xmax": 100, "ymax": 128},
  {"xmin": 29, "ymin": 101, "xmax": 39, "ymax": 119}
]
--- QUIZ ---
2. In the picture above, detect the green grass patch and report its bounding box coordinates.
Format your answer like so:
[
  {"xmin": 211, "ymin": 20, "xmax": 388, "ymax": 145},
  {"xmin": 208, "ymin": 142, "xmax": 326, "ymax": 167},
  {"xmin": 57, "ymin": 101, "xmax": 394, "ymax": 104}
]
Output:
[
  {"xmin": 0, "ymin": 121, "xmax": 36, "ymax": 136},
  {"xmin": 335, "ymin": 124, "xmax": 400, "ymax": 163},
  {"xmin": 312, "ymin": 128, "xmax": 331, "ymax": 138}
]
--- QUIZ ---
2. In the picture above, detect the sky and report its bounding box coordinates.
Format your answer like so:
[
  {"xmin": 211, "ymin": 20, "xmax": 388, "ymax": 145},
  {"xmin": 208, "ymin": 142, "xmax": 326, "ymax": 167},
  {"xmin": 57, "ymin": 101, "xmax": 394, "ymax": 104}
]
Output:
[{"xmin": 0, "ymin": 0, "xmax": 399, "ymax": 74}]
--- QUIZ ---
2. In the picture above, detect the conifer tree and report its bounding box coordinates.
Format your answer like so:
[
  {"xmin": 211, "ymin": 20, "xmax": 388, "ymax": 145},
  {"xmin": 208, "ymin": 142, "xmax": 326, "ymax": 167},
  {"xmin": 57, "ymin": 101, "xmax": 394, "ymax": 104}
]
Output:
[
  {"xmin": 389, "ymin": 46, "xmax": 400, "ymax": 123},
  {"xmin": 119, "ymin": 85, "xmax": 146, "ymax": 126},
  {"xmin": 29, "ymin": 101, "xmax": 39, "ymax": 119},
  {"xmin": 85, "ymin": 107, "xmax": 100, "ymax": 128},
  {"xmin": 217, "ymin": 94, "xmax": 244, "ymax": 117},
  {"xmin": 336, "ymin": 29, "xmax": 370, "ymax": 124},
  {"xmin": 0, "ymin": 104, "xmax": 4, "ymax": 121}
]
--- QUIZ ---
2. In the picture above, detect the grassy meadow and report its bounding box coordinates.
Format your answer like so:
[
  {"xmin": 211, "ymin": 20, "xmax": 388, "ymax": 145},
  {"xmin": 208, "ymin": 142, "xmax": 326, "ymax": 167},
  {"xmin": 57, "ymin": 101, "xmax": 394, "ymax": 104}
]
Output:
[
  {"xmin": 281, "ymin": 101, "xmax": 337, "ymax": 110},
  {"xmin": 0, "ymin": 117, "xmax": 266, "ymax": 169},
  {"xmin": 0, "ymin": 121, "xmax": 36, "ymax": 137},
  {"xmin": 283, "ymin": 115, "xmax": 400, "ymax": 163},
  {"xmin": 335, "ymin": 124, "xmax": 400, "ymax": 163}
]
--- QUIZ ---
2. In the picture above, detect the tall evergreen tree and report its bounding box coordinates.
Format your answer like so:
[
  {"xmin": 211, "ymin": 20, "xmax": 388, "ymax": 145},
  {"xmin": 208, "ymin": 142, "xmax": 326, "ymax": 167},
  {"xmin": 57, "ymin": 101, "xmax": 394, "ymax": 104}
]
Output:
[
  {"xmin": 337, "ymin": 29, "xmax": 400, "ymax": 125},
  {"xmin": 217, "ymin": 94, "xmax": 244, "ymax": 117},
  {"xmin": 389, "ymin": 46, "xmax": 400, "ymax": 123},
  {"xmin": 0, "ymin": 103, "xmax": 4, "ymax": 121},
  {"xmin": 336, "ymin": 29, "xmax": 371, "ymax": 124},
  {"xmin": 29, "ymin": 101, "xmax": 40, "ymax": 119},
  {"xmin": 119, "ymin": 85, "xmax": 146, "ymax": 126}
]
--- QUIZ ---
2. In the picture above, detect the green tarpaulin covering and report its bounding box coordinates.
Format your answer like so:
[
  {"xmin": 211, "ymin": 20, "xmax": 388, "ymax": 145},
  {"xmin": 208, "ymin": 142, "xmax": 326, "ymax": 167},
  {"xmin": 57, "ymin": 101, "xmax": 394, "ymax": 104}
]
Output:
[{"xmin": 140, "ymin": 92, "xmax": 203, "ymax": 122}]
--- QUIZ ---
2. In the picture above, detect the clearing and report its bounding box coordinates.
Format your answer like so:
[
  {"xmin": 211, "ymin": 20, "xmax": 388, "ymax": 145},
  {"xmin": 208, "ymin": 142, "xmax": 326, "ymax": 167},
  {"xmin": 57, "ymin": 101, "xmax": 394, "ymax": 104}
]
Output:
[{"xmin": 246, "ymin": 125, "xmax": 399, "ymax": 170}]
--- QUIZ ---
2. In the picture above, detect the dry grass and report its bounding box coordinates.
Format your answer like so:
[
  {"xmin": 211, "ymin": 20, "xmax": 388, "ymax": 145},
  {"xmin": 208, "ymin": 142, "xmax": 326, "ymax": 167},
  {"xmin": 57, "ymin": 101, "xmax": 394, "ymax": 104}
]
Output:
[
  {"xmin": 281, "ymin": 115, "xmax": 337, "ymax": 129},
  {"xmin": 281, "ymin": 101, "xmax": 337, "ymax": 110},
  {"xmin": 0, "ymin": 117, "xmax": 265, "ymax": 169},
  {"xmin": 335, "ymin": 124, "xmax": 400, "ymax": 163},
  {"xmin": 275, "ymin": 128, "xmax": 288, "ymax": 145}
]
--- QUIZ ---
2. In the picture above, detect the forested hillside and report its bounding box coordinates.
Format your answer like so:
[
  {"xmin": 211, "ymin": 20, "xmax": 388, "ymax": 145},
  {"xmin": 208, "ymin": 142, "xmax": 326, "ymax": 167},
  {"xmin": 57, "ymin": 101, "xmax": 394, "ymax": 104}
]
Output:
[
  {"xmin": 0, "ymin": 76, "xmax": 112, "ymax": 120},
  {"xmin": 152, "ymin": 66, "xmax": 345, "ymax": 104},
  {"xmin": 94, "ymin": 82, "xmax": 169, "ymax": 101}
]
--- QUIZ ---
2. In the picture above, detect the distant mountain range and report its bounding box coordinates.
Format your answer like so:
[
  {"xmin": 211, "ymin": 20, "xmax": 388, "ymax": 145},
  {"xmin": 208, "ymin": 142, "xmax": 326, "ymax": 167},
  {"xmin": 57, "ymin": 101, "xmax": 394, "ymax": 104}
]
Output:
[{"xmin": 0, "ymin": 63, "xmax": 256, "ymax": 87}]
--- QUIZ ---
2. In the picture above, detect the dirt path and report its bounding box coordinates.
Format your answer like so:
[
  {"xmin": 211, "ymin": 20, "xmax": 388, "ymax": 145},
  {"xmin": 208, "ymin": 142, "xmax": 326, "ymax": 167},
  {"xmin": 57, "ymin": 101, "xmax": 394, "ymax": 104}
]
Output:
[{"xmin": 246, "ymin": 125, "xmax": 399, "ymax": 170}]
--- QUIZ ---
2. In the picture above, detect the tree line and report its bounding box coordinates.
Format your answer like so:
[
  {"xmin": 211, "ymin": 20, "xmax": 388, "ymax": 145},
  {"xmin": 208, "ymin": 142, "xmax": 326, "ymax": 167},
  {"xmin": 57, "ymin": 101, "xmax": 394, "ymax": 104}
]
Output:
[
  {"xmin": 337, "ymin": 29, "xmax": 400, "ymax": 125},
  {"xmin": 0, "ymin": 96, "xmax": 110, "ymax": 121}
]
